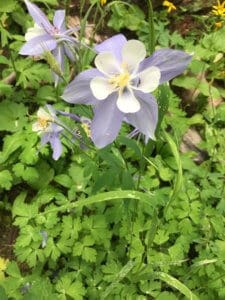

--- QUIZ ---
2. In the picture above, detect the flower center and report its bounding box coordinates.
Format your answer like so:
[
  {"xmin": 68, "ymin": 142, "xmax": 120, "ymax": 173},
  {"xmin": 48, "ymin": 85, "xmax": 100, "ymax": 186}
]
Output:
[
  {"xmin": 37, "ymin": 117, "xmax": 52, "ymax": 130},
  {"xmin": 50, "ymin": 26, "xmax": 60, "ymax": 37},
  {"xmin": 109, "ymin": 71, "xmax": 130, "ymax": 89}
]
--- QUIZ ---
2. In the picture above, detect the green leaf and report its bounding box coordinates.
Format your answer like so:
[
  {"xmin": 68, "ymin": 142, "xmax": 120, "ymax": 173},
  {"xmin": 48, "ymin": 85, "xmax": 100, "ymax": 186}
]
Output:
[
  {"xmin": 0, "ymin": 100, "xmax": 27, "ymax": 132},
  {"xmin": 28, "ymin": 160, "xmax": 54, "ymax": 190},
  {"xmin": 57, "ymin": 237, "xmax": 73, "ymax": 254},
  {"xmin": 44, "ymin": 238, "xmax": 60, "ymax": 261},
  {"xmin": 0, "ymin": 170, "xmax": 12, "ymax": 190},
  {"xmin": 0, "ymin": 0, "xmax": 17, "ymax": 12},
  {"xmin": 0, "ymin": 82, "xmax": 13, "ymax": 96},
  {"xmin": 0, "ymin": 132, "xmax": 24, "ymax": 164},
  {"xmin": 56, "ymin": 276, "xmax": 85, "ymax": 300},
  {"xmin": 102, "ymin": 260, "xmax": 135, "ymax": 299},
  {"xmin": 23, "ymin": 278, "xmax": 55, "ymax": 300},
  {"xmin": 154, "ymin": 229, "xmax": 169, "ymax": 245},
  {"xmin": 202, "ymin": 27, "xmax": 225, "ymax": 52},
  {"xmin": 156, "ymin": 291, "xmax": 178, "ymax": 300},
  {"xmin": 117, "ymin": 136, "xmax": 142, "ymax": 158},
  {"xmin": 16, "ymin": 61, "xmax": 52, "ymax": 88},
  {"xmin": 0, "ymin": 24, "xmax": 11, "ymax": 47},
  {"xmin": 12, "ymin": 192, "xmax": 38, "ymax": 219},
  {"xmin": 54, "ymin": 174, "xmax": 73, "ymax": 188},
  {"xmin": 36, "ymin": 0, "xmax": 58, "ymax": 4},
  {"xmin": 19, "ymin": 140, "xmax": 38, "ymax": 165},
  {"xmin": 0, "ymin": 286, "xmax": 7, "ymax": 300},
  {"xmin": 82, "ymin": 247, "xmax": 97, "ymax": 262},
  {"xmin": 36, "ymin": 85, "xmax": 57, "ymax": 103},
  {"xmin": 5, "ymin": 261, "xmax": 21, "ymax": 278},
  {"xmin": 108, "ymin": 3, "xmax": 145, "ymax": 32},
  {"xmin": 0, "ymin": 55, "xmax": 10, "ymax": 64}
]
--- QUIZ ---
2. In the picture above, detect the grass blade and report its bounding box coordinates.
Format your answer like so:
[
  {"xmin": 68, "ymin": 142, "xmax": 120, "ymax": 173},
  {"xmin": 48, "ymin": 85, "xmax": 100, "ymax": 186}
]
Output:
[
  {"xmin": 157, "ymin": 271, "xmax": 199, "ymax": 300},
  {"xmin": 41, "ymin": 190, "xmax": 153, "ymax": 216},
  {"xmin": 163, "ymin": 131, "xmax": 183, "ymax": 215},
  {"xmin": 101, "ymin": 260, "xmax": 135, "ymax": 299}
]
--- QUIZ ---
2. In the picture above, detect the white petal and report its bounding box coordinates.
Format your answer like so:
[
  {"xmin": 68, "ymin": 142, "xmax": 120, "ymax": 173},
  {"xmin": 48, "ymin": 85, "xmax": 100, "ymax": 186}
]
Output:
[
  {"xmin": 122, "ymin": 40, "xmax": 146, "ymax": 73},
  {"xmin": 37, "ymin": 107, "xmax": 51, "ymax": 119},
  {"xmin": 94, "ymin": 52, "xmax": 120, "ymax": 76},
  {"xmin": 25, "ymin": 23, "xmax": 46, "ymax": 41},
  {"xmin": 135, "ymin": 66, "xmax": 161, "ymax": 93},
  {"xmin": 116, "ymin": 88, "xmax": 140, "ymax": 113},
  {"xmin": 32, "ymin": 122, "xmax": 41, "ymax": 132},
  {"xmin": 90, "ymin": 77, "xmax": 115, "ymax": 100}
]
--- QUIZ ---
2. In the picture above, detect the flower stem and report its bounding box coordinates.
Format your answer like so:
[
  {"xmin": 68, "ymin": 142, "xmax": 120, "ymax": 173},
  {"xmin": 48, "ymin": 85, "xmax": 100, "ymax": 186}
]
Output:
[{"xmin": 147, "ymin": 0, "xmax": 155, "ymax": 54}]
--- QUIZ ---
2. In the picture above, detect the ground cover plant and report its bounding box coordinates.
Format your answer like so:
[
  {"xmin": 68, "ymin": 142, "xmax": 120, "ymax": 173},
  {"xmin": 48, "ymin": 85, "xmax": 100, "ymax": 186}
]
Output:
[{"xmin": 0, "ymin": 0, "xmax": 225, "ymax": 299}]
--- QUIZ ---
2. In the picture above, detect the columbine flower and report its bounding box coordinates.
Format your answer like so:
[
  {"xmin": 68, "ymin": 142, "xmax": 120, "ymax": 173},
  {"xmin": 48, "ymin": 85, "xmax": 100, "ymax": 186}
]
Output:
[
  {"xmin": 20, "ymin": 0, "xmax": 78, "ymax": 85},
  {"xmin": 32, "ymin": 105, "xmax": 63, "ymax": 160},
  {"xmin": 62, "ymin": 34, "xmax": 192, "ymax": 148},
  {"xmin": 163, "ymin": 1, "xmax": 177, "ymax": 13},
  {"xmin": 212, "ymin": 0, "xmax": 225, "ymax": 17}
]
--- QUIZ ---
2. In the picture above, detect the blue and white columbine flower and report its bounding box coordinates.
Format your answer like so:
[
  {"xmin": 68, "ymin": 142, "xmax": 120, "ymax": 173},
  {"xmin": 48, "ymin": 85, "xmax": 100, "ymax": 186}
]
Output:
[
  {"xmin": 32, "ymin": 105, "xmax": 63, "ymax": 160},
  {"xmin": 20, "ymin": 0, "xmax": 78, "ymax": 85},
  {"xmin": 62, "ymin": 34, "xmax": 192, "ymax": 148}
]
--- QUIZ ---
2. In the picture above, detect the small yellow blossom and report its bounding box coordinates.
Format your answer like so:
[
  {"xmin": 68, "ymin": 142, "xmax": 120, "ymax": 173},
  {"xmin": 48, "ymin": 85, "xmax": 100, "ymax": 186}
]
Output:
[
  {"xmin": 163, "ymin": 0, "xmax": 177, "ymax": 13},
  {"xmin": 0, "ymin": 257, "xmax": 9, "ymax": 280},
  {"xmin": 100, "ymin": 0, "xmax": 107, "ymax": 6},
  {"xmin": 212, "ymin": 1, "xmax": 225, "ymax": 17},
  {"xmin": 215, "ymin": 21, "xmax": 223, "ymax": 28}
]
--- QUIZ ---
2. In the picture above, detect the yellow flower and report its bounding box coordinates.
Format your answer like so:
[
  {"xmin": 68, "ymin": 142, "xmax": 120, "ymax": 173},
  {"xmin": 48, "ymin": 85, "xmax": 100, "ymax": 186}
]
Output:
[
  {"xmin": 0, "ymin": 257, "xmax": 9, "ymax": 280},
  {"xmin": 215, "ymin": 21, "xmax": 223, "ymax": 28},
  {"xmin": 0, "ymin": 257, "xmax": 8, "ymax": 272},
  {"xmin": 100, "ymin": 0, "xmax": 107, "ymax": 6},
  {"xmin": 163, "ymin": 0, "xmax": 177, "ymax": 13},
  {"xmin": 212, "ymin": 1, "xmax": 225, "ymax": 17}
]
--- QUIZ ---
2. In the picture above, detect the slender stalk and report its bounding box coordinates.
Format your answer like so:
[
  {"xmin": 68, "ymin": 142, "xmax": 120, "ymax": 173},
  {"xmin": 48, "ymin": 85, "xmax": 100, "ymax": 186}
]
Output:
[
  {"xmin": 65, "ymin": 0, "xmax": 71, "ymax": 16},
  {"xmin": 136, "ymin": 143, "xmax": 146, "ymax": 190},
  {"xmin": 147, "ymin": 0, "xmax": 155, "ymax": 54}
]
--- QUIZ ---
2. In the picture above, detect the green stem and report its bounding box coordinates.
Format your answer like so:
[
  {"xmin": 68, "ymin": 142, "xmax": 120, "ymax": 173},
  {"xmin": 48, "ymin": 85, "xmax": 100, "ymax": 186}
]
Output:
[
  {"xmin": 147, "ymin": 0, "xmax": 155, "ymax": 54},
  {"xmin": 10, "ymin": 52, "xmax": 18, "ymax": 77},
  {"xmin": 65, "ymin": 0, "xmax": 71, "ymax": 16},
  {"xmin": 136, "ymin": 143, "xmax": 146, "ymax": 190},
  {"xmin": 163, "ymin": 131, "xmax": 183, "ymax": 216}
]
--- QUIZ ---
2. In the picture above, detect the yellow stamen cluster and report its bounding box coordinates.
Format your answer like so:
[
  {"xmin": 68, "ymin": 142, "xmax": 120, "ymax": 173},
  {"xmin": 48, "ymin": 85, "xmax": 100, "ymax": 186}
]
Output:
[
  {"xmin": 163, "ymin": 1, "xmax": 177, "ymax": 13},
  {"xmin": 37, "ymin": 117, "xmax": 52, "ymax": 130},
  {"xmin": 109, "ymin": 71, "xmax": 130, "ymax": 89},
  {"xmin": 100, "ymin": 0, "xmax": 107, "ymax": 6},
  {"xmin": 212, "ymin": 1, "xmax": 225, "ymax": 17},
  {"xmin": 81, "ymin": 123, "xmax": 91, "ymax": 137}
]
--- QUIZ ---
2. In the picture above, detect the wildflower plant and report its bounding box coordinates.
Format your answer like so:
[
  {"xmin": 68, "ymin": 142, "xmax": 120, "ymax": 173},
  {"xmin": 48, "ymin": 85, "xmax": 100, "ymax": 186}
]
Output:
[
  {"xmin": 212, "ymin": 0, "xmax": 225, "ymax": 17},
  {"xmin": 5, "ymin": 0, "xmax": 225, "ymax": 299},
  {"xmin": 62, "ymin": 34, "xmax": 191, "ymax": 148},
  {"xmin": 20, "ymin": 0, "xmax": 79, "ymax": 85},
  {"xmin": 32, "ymin": 105, "xmax": 64, "ymax": 160},
  {"xmin": 163, "ymin": 0, "xmax": 177, "ymax": 13}
]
